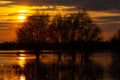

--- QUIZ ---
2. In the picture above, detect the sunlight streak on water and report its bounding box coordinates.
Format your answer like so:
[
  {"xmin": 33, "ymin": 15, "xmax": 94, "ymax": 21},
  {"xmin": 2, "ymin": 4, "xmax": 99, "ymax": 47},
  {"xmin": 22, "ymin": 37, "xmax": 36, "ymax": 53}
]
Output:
[
  {"xmin": 90, "ymin": 52, "xmax": 113, "ymax": 68},
  {"xmin": 18, "ymin": 57, "xmax": 26, "ymax": 67},
  {"xmin": 20, "ymin": 75, "xmax": 25, "ymax": 80},
  {"xmin": 18, "ymin": 57, "xmax": 25, "ymax": 60},
  {"xmin": 0, "ymin": 50, "xmax": 27, "ymax": 53}
]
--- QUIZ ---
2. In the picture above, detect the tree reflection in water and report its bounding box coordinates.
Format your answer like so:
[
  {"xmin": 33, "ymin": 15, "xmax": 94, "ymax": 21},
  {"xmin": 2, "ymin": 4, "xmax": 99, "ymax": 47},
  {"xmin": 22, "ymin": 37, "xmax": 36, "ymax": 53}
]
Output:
[
  {"xmin": 0, "ymin": 50, "xmax": 117, "ymax": 80},
  {"xmin": 110, "ymin": 51, "xmax": 120, "ymax": 80},
  {"xmin": 21, "ymin": 51, "xmax": 103, "ymax": 80}
]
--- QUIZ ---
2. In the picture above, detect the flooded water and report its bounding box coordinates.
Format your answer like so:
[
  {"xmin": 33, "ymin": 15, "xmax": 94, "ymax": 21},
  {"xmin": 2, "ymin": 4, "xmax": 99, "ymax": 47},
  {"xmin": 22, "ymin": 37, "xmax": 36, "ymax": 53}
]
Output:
[{"xmin": 0, "ymin": 50, "xmax": 119, "ymax": 80}]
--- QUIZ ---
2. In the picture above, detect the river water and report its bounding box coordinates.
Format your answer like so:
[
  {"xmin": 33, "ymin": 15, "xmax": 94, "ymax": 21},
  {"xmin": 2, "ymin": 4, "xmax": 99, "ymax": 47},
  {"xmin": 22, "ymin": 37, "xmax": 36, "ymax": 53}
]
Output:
[{"xmin": 0, "ymin": 50, "xmax": 119, "ymax": 80}]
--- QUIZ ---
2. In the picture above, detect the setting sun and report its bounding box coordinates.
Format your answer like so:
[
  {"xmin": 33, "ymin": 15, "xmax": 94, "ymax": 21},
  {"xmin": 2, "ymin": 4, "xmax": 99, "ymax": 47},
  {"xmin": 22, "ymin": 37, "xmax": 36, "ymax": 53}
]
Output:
[
  {"xmin": 17, "ymin": 10, "xmax": 27, "ymax": 22},
  {"xmin": 18, "ymin": 15, "xmax": 26, "ymax": 20},
  {"xmin": 17, "ymin": 15, "xmax": 26, "ymax": 22}
]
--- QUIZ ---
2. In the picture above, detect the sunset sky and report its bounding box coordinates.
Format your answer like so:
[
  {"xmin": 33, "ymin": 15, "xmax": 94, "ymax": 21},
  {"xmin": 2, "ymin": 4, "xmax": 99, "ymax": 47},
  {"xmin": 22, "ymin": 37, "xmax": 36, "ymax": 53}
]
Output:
[{"xmin": 0, "ymin": 0, "xmax": 120, "ymax": 42}]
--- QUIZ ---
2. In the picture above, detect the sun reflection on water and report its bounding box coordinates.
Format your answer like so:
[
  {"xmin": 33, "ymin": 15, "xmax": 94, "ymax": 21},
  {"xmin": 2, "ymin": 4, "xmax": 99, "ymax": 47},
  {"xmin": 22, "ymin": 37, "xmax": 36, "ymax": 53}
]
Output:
[
  {"xmin": 18, "ymin": 57, "xmax": 26, "ymax": 68},
  {"xmin": 20, "ymin": 75, "xmax": 25, "ymax": 80}
]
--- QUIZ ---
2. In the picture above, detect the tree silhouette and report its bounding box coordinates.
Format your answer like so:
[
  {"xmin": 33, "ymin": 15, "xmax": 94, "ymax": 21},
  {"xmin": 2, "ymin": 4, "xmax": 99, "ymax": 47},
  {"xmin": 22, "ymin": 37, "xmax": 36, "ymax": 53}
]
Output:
[
  {"xmin": 111, "ymin": 30, "xmax": 120, "ymax": 42},
  {"xmin": 16, "ymin": 14, "xmax": 49, "ymax": 43},
  {"xmin": 16, "ymin": 10, "xmax": 102, "ymax": 44},
  {"xmin": 110, "ymin": 30, "xmax": 120, "ymax": 55},
  {"xmin": 48, "ymin": 10, "xmax": 102, "ymax": 43}
]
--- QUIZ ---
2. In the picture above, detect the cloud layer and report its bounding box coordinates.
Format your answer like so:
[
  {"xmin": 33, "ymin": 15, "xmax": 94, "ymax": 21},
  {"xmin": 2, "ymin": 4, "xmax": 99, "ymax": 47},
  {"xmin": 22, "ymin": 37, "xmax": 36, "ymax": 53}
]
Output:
[{"xmin": 1, "ymin": 0, "xmax": 120, "ymax": 11}]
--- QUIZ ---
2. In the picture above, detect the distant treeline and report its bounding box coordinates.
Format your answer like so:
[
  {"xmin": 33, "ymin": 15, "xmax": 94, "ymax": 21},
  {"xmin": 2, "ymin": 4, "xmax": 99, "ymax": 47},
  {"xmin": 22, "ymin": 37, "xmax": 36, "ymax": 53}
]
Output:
[{"xmin": 0, "ymin": 41, "xmax": 119, "ymax": 51}]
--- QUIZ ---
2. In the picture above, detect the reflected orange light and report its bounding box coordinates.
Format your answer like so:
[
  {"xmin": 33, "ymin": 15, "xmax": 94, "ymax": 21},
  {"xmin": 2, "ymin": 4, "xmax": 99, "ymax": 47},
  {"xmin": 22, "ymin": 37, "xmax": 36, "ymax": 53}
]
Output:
[
  {"xmin": 19, "ymin": 57, "xmax": 25, "ymax": 60},
  {"xmin": 20, "ymin": 75, "xmax": 25, "ymax": 80},
  {"xmin": 90, "ymin": 53, "xmax": 112, "ymax": 68},
  {"xmin": 18, "ymin": 54, "xmax": 26, "ymax": 57},
  {"xmin": 18, "ymin": 57, "xmax": 26, "ymax": 67},
  {"xmin": 19, "ymin": 50, "xmax": 26, "ymax": 53}
]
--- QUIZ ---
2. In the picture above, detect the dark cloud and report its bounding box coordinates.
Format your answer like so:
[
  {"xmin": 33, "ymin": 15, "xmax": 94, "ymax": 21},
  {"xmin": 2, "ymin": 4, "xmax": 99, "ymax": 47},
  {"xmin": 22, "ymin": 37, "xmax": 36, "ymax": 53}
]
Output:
[
  {"xmin": 93, "ymin": 16, "xmax": 120, "ymax": 33},
  {"xmin": 6, "ymin": 0, "xmax": 80, "ymax": 6},
  {"xmin": 106, "ymin": 10, "xmax": 120, "ymax": 14},
  {"xmin": 78, "ymin": 0, "xmax": 120, "ymax": 10},
  {"xmin": 99, "ymin": 22, "xmax": 120, "ymax": 32},
  {"xmin": 95, "ymin": 16, "xmax": 120, "ymax": 22},
  {"xmin": 32, "ymin": 6, "xmax": 76, "ymax": 12},
  {"xmin": 1, "ymin": 0, "xmax": 120, "ymax": 11}
]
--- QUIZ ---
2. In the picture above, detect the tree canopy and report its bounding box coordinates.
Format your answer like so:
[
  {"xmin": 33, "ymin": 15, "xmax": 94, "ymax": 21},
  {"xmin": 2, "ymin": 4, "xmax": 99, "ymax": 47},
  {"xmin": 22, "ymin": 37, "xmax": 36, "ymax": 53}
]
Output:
[
  {"xmin": 16, "ymin": 10, "xmax": 102, "ymax": 43},
  {"xmin": 16, "ymin": 14, "xmax": 49, "ymax": 43}
]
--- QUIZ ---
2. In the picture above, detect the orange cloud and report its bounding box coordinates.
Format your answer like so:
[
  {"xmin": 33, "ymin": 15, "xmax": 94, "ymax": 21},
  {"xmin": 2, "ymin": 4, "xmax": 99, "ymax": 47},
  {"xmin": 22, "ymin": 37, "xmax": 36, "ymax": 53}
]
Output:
[{"xmin": 0, "ymin": 1, "xmax": 13, "ymax": 5}]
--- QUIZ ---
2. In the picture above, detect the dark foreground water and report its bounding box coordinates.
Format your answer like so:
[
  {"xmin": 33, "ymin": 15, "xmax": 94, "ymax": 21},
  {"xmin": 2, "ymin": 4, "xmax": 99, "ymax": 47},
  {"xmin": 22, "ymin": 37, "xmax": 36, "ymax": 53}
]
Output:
[{"xmin": 0, "ymin": 50, "xmax": 119, "ymax": 80}]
